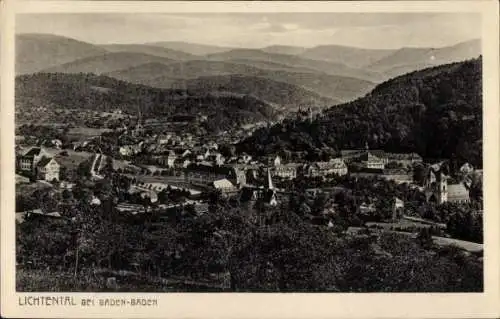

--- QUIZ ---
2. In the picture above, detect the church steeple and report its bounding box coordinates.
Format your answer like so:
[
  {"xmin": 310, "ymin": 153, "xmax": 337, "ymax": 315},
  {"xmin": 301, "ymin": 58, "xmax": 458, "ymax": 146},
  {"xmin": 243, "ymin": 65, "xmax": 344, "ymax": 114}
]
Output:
[{"xmin": 266, "ymin": 168, "xmax": 274, "ymax": 190}]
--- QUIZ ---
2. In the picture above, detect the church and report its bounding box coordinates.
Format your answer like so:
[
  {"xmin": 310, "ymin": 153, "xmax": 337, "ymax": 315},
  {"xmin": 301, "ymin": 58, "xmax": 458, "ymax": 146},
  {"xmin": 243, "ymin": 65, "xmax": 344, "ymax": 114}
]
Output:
[
  {"xmin": 239, "ymin": 168, "xmax": 278, "ymax": 207},
  {"xmin": 424, "ymin": 162, "xmax": 470, "ymax": 204}
]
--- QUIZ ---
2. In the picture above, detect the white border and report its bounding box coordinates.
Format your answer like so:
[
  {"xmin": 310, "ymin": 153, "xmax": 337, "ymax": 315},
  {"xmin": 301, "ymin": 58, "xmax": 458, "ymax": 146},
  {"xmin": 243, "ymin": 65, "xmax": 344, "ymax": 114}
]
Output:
[{"xmin": 2, "ymin": 1, "xmax": 499, "ymax": 318}]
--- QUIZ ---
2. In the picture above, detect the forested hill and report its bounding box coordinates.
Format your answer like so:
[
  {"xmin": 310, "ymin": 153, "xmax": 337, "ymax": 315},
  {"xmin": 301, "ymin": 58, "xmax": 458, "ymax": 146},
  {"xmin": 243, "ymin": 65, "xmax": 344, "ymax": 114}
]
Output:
[
  {"xmin": 16, "ymin": 73, "xmax": 278, "ymax": 132},
  {"xmin": 238, "ymin": 57, "xmax": 482, "ymax": 168}
]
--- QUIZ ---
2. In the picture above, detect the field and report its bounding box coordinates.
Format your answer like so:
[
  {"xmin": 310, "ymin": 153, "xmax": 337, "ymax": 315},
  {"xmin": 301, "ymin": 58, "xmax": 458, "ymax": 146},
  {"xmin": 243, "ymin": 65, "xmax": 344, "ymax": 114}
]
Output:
[{"xmin": 68, "ymin": 127, "xmax": 113, "ymax": 140}]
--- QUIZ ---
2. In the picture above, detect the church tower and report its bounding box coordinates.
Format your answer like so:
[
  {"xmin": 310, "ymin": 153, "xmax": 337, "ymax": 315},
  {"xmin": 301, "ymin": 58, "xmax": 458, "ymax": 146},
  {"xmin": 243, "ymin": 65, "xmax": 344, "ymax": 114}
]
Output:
[
  {"xmin": 133, "ymin": 105, "xmax": 145, "ymax": 137},
  {"xmin": 266, "ymin": 168, "xmax": 274, "ymax": 190}
]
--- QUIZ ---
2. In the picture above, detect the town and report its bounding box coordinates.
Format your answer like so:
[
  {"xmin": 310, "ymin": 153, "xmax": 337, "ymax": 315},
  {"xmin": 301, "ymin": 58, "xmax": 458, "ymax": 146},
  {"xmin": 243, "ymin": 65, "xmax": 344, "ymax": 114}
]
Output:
[{"xmin": 16, "ymin": 107, "xmax": 484, "ymax": 291}]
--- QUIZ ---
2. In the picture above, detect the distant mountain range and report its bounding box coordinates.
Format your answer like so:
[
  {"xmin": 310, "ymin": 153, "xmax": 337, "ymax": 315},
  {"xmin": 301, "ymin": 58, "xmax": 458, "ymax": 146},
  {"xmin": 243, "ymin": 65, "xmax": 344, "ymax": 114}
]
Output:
[
  {"xmin": 142, "ymin": 41, "xmax": 233, "ymax": 56},
  {"xmin": 106, "ymin": 60, "xmax": 373, "ymax": 102},
  {"xmin": 15, "ymin": 33, "xmax": 482, "ymax": 120},
  {"xmin": 42, "ymin": 52, "xmax": 176, "ymax": 74},
  {"xmin": 368, "ymin": 39, "xmax": 482, "ymax": 78},
  {"xmin": 100, "ymin": 44, "xmax": 198, "ymax": 61},
  {"xmin": 299, "ymin": 44, "xmax": 394, "ymax": 68},
  {"xmin": 16, "ymin": 34, "xmax": 107, "ymax": 75}
]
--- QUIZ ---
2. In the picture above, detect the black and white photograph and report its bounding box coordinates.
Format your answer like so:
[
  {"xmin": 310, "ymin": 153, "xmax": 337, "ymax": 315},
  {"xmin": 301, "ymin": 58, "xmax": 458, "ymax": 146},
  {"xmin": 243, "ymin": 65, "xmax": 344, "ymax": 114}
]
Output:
[
  {"xmin": 2, "ymin": 3, "xmax": 499, "ymax": 318},
  {"xmin": 11, "ymin": 7, "xmax": 488, "ymax": 294}
]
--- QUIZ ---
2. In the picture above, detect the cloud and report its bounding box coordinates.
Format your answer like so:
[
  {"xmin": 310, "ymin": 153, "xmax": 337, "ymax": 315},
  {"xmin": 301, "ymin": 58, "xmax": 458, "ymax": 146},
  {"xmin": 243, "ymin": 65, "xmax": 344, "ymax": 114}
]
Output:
[
  {"xmin": 16, "ymin": 12, "xmax": 482, "ymax": 49},
  {"xmin": 252, "ymin": 22, "xmax": 293, "ymax": 33}
]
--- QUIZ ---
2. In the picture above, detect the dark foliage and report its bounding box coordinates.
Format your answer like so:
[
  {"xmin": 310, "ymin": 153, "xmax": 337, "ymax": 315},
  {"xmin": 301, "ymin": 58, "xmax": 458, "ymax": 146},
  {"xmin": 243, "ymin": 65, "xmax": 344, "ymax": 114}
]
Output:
[
  {"xmin": 239, "ymin": 58, "xmax": 482, "ymax": 167},
  {"xmin": 16, "ymin": 72, "xmax": 278, "ymax": 133}
]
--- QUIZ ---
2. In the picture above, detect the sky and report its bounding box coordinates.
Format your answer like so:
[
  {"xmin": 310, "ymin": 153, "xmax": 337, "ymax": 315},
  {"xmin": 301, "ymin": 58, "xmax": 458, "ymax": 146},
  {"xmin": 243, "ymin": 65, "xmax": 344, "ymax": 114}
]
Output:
[{"xmin": 16, "ymin": 12, "xmax": 481, "ymax": 49}]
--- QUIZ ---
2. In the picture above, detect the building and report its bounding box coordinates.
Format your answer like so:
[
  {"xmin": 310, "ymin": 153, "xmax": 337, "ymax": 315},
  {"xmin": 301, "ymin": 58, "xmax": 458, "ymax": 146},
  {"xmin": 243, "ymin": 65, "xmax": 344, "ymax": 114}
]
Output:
[
  {"xmin": 239, "ymin": 168, "xmax": 278, "ymax": 207},
  {"xmin": 305, "ymin": 159, "xmax": 348, "ymax": 177},
  {"xmin": 447, "ymin": 183, "xmax": 470, "ymax": 203},
  {"xmin": 381, "ymin": 169, "xmax": 414, "ymax": 184},
  {"xmin": 213, "ymin": 178, "xmax": 237, "ymax": 193},
  {"xmin": 167, "ymin": 151, "xmax": 177, "ymax": 168},
  {"xmin": 239, "ymin": 154, "xmax": 252, "ymax": 164},
  {"xmin": 459, "ymin": 163, "xmax": 475, "ymax": 175},
  {"xmin": 119, "ymin": 145, "xmax": 140, "ymax": 157},
  {"xmin": 385, "ymin": 152, "xmax": 423, "ymax": 167},
  {"xmin": 341, "ymin": 145, "xmax": 422, "ymax": 168},
  {"xmin": 361, "ymin": 152, "xmax": 385, "ymax": 170},
  {"xmin": 206, "ymin": 153, "xmax": 224, "ymax": 166},
  {"xmin": 392, "ymin": 197, "xmax": 405, "ymax": 221},
  {"xmin": 272, "ymin": 163, "xmax": 301, "ymax": 179},
  {"xmin": 186, "ymin": 164, "xmax": 238, "ymax": 186},
  {"xmin": 265, "ymin": 155, "xmax": 281, "ymax": 167},
  {"xmin": 36, "ymin": 157, "xmax": 60, "ymax": 182},
  {"xmin": 17, "ymin": 147, "xmax": 51, "ymax": 172},
  {"xmin": 424, "ymin": 163, "xmax": 449, "ymax": 204}
]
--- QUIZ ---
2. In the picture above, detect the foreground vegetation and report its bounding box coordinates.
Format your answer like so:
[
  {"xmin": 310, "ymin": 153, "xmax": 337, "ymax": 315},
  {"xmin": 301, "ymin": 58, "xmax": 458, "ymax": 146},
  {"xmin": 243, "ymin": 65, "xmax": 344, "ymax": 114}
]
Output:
[{"xmin": 17, "ymin": 174, "xmax": 483, "ymax": 292}]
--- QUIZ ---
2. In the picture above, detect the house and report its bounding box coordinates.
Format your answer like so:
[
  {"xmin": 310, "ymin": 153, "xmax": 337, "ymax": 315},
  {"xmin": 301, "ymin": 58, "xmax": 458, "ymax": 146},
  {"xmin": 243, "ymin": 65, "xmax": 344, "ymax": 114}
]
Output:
[
  {"xmin": 447, "ymin": 183, "xmax": 470, "ymax": 203},
  {"xmin": 206, "ymin": 141, "xmax": 219, "ymax": 150},
  {"xmin": 194, "ymin": 203, "xmax": 209, "ymax": 214},
  {"xmin": 157, "ymin": 134, "xmax": 172, "ymax": 145},
  {"xmin": 15, "ymin": 135, "xmax": 26, "ymax": 145},
  {"xmin": 119, "ymin": 145, "xmax": 140, "ymax": 157},
  {"xmin": 36, "ymin": 157, "xmax": 60, "ymax": 182},
  {"xmin": 140, "ymin": 191, "xmax": 158, "ymax": 204},
  {"xmin": 91, "ymin": 196, "xmax": 102, "ymax": 206},
  {"xmin": 305, "ymin": 159, "xmax": 348, "ymax": 177},
  {"xmin": 459, "ymin": 162, "xmax": 475, "ymax": 176},
  {"xmin": 239, "ymin": 154, "xmax": 252, "ymax": 164},
  {"xmin": 132, "ymin": 121, "xmax": 145, "ymax": 137},
  {"xmin": 51, "ymin": 139, "xmax": 63, "ymax": 149},
  {"xmin": 213, "ymin": 178, "xmax": 237, "ymax": 193},
  {"xmin": 59, "ymin": 181, "xmax": 75, "ymax": 189},
  {"xmin": 392, "ymin": 197, "xmax": 405, "ymax": 221},
  {"xmin": 361, "ymin": 152, "xmax": 385, "ymax": 170},
  {"xmin": 167, "ymin": 151, "xmax": 177, "ymax": 168},
  {"xmin": 17, "ymin": 147, "xmax": 51, "ymax": 172},
  {"xmin": 385, "ymin": 152, "xmax": 423, "ymax": 167},
  {"xmin": 179, "ymin": 159, "xmax": 192, "ymax": 169},
  {"xmin": 272, "ymin": 163, "xmax": 301, "ymax": 179},
  {"xmin": 206, "ymin": 152, "xmax": 225, "ymax": 166}
]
